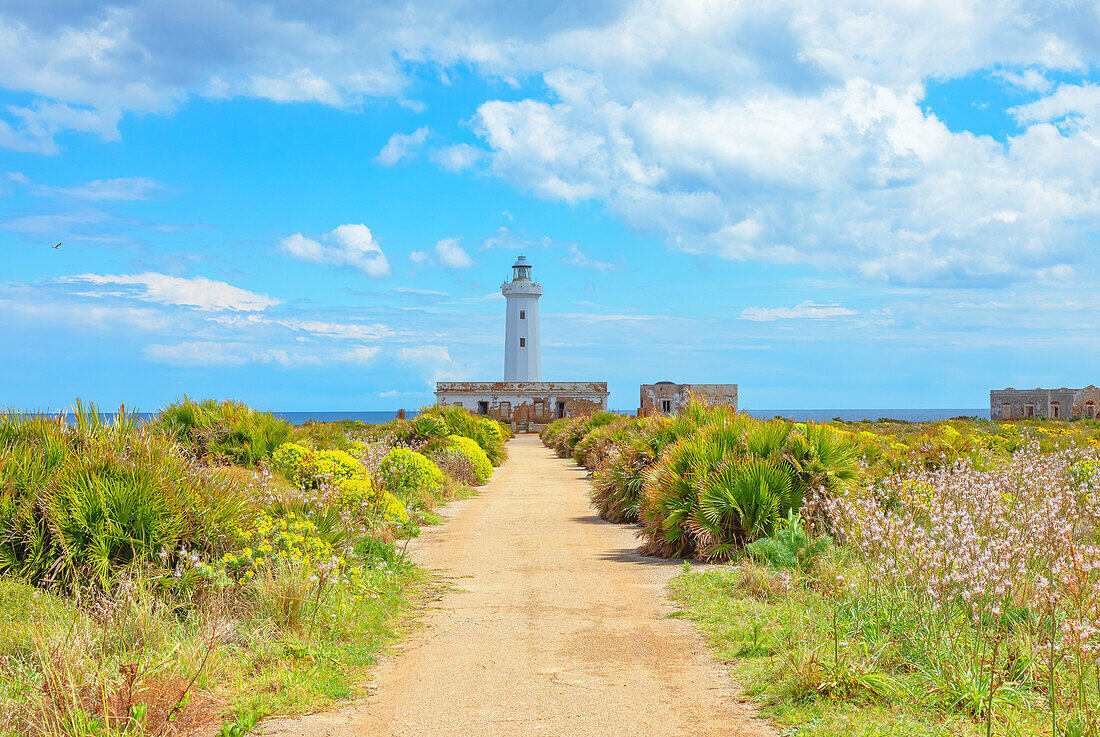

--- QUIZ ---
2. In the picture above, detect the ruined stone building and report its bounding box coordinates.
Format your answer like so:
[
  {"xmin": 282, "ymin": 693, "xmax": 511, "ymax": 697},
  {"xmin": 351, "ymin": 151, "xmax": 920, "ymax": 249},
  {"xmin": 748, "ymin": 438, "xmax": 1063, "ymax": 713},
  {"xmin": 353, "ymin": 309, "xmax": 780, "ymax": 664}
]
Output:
[
  {"xmin": 435, "ymin": 256, "xmax": 609, "ymax": 429},
  {"xmin": 639, "ymin": 382, "xmax": 738, "ymax": 416},
  {"xmin": 990, "ymin": 386, "xmax": 1100, "ymax": 420}
]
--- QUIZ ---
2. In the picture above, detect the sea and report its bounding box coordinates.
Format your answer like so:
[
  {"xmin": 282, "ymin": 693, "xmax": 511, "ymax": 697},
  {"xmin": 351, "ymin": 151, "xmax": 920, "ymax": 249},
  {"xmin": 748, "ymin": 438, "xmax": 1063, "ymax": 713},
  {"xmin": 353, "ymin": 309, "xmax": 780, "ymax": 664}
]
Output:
[{"xmin": 44, "ymin": 408, "xmax": 990, "ymax": 425}]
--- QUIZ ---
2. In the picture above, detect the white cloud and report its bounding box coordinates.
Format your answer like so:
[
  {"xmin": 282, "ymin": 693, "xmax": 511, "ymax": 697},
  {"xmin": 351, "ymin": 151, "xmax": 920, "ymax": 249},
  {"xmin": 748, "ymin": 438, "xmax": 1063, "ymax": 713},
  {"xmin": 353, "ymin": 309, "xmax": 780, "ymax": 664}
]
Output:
[
  {"xmin": 481, "ymin": 226, "xmax": 551, "ymax": 251},
  {"xmin": 334, "ymin": 345, "xmax": 380, "ymax": 363},
  {"xmin": 61, "ymin": 272, "xmax": 280, "ymax": 311},
  {"xmin": 398, "ymin": 345, "xmax": 451, "ymax": 363},
  {"xmin": 278, "ymin": 318, "xmax": 394, "ymax": 340},
  {"xmin": 409, "ymin": 251, "xmax": 430, "ymax": 264},
  {"xmin": 0, "ymin": 102, "xmax": 121, "ymax": 154},
  {"xmin": 393, "ymin": 286, "xmax": 447, "ymax": 296},
  {"xmin": 145, "ymin": 342, "xmax": 314, "ymax": 367},
  {"xmin": 279, "ymin": 223, "xmax": 390, "ymax": 276},
  {"xmin": 430, "ymin": 143, "xmax": 484, "ymax": 171},
  {"xmin": 474, "ymin": 71, "xmax": 1100, "ymax": 286},
  {"xmin": 250, "ymin": 69, "xmax": 343, "ymax": 105},
  {"xmin": 397, "ymin": 344, "xmax": 455, "ymax": 384},
  {"xmin": 995, "ymin": 69, "xmax": 1053, "ymax": 94},
  {"xmin": 740, "ymin": 301, "xmax": 858, "ymax": 322},
  {"xmin": 564, "ymin": 244, "xmax": 612, "ymax": 271},
  {"xmin": 375, "ymin": 126, "xmax": 430, "ymax": 165},
  {"xmin": 1009, "ymin": 82, "xmax": 1100, "ymax": 124},
  {"xmin": 36, "ymin": 177, "xmax": 164, "ymax": 200},
  {"xmin": 145, "ymin": 341, "xmax": 379, "ymax": 366},
  {"xmin": 0, "ymin": 298, "xmax": 171, "ymax": 331},
  {"xmin": 435, "ymin": 238, "xmax": 473, "ymax": 268}
]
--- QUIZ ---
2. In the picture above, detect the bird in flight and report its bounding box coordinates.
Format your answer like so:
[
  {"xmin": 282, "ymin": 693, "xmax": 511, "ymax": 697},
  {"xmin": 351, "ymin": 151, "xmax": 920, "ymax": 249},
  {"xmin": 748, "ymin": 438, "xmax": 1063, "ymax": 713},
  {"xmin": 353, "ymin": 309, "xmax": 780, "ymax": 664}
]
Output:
[{"xmin": 53, "ymin": 242, "xmax": 61, "ymax": 249}]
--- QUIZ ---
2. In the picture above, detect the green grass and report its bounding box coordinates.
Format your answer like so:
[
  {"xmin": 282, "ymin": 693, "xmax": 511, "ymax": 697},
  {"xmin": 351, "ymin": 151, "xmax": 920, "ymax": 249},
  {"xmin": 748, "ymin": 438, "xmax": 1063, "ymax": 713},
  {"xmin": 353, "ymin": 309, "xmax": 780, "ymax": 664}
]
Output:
[
  {"xmin": 669, "ymin": 564, "xmax": 1048, "ymax": 737},
  {"xmin": 0, "ymin": 562, "xmax": 425, "ymax": 736}
]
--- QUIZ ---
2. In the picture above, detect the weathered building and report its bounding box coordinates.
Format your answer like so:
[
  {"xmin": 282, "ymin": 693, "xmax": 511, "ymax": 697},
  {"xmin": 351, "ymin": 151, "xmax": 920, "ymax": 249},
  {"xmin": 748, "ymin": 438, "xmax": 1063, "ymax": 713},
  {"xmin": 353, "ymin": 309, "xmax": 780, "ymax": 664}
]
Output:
[
  {"xmin": 435, "ymin": 381, "xmax": 609, "ymax": 424},
  {"xmin": 990, "ymin": 386, "xmax": 1100, "ymax": 420},
  {"xmin": 639, "ymin": 382, "xmax": 738, "ymax": 416},
  {"xmin": 435, "ymin": 256, "xmax": 609, "ymax": 430}
]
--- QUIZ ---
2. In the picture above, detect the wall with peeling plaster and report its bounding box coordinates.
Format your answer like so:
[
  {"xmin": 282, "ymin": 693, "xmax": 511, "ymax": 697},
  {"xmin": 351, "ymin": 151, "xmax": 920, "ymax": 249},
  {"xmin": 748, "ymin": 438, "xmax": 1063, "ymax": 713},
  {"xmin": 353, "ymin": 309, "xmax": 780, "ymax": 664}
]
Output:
[
  {"xmin": 435, "ymin": 381, "xmax": 609, "ymax": 426},
  {"xmin": 639, "ymin": 383, "xmax": 738, "ymax": 416},
  {"xmin": 990, "ymin": 385, "xmax": 1100, "ymax": 419}
]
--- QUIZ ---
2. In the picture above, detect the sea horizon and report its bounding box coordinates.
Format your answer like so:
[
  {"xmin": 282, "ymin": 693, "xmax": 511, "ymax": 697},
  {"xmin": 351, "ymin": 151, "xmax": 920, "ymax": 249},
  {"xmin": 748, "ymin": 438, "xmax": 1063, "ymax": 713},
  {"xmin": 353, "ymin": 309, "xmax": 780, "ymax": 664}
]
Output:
[{"xmin": 28, "ymin": 407, "xmax": 992, "ymax": 425}]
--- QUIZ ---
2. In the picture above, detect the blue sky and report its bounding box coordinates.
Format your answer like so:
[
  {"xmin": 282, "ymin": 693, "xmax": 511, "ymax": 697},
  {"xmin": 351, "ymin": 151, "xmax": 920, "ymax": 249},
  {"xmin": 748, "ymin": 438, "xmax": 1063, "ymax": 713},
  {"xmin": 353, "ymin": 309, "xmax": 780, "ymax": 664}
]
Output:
[{"xmin": 2, "ymin": 1, "xmax": 1099, "ymax": 412}]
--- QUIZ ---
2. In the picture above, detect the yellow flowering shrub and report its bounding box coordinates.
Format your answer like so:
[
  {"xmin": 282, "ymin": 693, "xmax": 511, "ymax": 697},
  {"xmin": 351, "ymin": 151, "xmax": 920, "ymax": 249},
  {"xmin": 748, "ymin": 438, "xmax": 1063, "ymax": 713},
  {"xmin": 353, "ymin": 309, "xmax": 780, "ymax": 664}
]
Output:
[
  {"xmin": 270, "ymin": 442, "xmax": 409, "ymax": 526},
  {"xmin": 340, "ymin": 478, "xmax": 409, "ymax": 524},
  {"xmin": 445, "ymin": 434, "xmax": 493, "ymax": 483}
]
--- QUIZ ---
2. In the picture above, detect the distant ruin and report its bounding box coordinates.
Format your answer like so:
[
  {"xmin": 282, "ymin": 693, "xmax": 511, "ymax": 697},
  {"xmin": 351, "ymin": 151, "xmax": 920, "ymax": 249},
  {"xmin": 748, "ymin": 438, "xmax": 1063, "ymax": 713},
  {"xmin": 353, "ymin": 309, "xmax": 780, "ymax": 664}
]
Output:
[
  {"xmin": 990, "ymin": 386, "xmax": 1100, "ymax": 420},
  {"xmin": 639, "ymin": 382, "xmax": 738, "ymax": 417}
]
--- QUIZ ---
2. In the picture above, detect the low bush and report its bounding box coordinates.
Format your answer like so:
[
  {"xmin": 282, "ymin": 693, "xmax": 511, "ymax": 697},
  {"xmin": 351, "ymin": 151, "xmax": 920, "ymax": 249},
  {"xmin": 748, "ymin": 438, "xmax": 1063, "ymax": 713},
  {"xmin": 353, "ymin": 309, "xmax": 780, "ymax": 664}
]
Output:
[
  {"xmin": 156, "ymin": 397, "xmax": 292, "ymax": 466},
  {"xmin": 444, "ymin": 435, "xmax": 493, "ymax": 484},
  {"xmin": 418, "ymin": 406, "xmax": 507, "ymax": 466},
  {"xmin": 269, "ymin": 443, "xmax": 408, "ymax": 527},
  {"xmin": 380, "ymin": 448, "xmax": 444, "ymax": 509},
  {"xmin": 292, "ymin": 419, "xmax": 372, "ymax": 451}
]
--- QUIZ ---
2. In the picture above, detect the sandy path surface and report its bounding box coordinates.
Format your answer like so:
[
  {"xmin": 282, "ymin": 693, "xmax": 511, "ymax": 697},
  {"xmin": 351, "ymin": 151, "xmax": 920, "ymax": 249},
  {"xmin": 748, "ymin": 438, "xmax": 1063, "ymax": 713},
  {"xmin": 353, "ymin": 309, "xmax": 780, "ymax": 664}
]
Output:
[{"xmin": 261, "ymin": 434, "xmax": 773, "ymax": 737}]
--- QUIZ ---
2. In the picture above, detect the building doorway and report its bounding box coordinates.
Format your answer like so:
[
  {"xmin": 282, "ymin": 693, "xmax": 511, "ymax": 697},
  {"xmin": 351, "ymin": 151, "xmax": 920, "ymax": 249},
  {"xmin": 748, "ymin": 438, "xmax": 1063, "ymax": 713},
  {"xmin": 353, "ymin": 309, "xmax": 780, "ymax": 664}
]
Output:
[
  {"xmin": 1025, "ymin": 404, "xmax": 1035, "ymax": 418},
  {"xmin": 477, "ymin": 401, "xmax": 489, "ymax": 415},
  {"xmin": 499, "ymin": 401, "xmax": 511, "ymax": 420},
  {"xmin": 1002, "ymin": 403, "xmax": 1012, "ymax": 420},
  {"xmin": 533, "ymin": 399, "xmax": 546, "ymax": 420},
  {"xmin": 1051, "ymin": 401, "xmax": 1060, "ymax": 419},
  {"xmin": 1088, "ymin": 401, "xmax": 1096, "ymax": 419},
  {"xmin": 556, "ymin": 401, "xmax": 566, "ymax": 419},
  {"xmin": 661, "ymin": 399, "xmax": 672, "ymax": 414}
]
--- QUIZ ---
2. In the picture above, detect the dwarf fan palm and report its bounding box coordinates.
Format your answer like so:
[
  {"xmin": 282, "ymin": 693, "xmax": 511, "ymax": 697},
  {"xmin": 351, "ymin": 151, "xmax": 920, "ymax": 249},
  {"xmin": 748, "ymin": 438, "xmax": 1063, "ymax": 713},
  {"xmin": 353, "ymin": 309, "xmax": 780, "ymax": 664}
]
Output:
[
  {"xmin": 693, "ymin": 457, "xmax": 795, "ymax": 560},
  {"xmin": 639, "ymin": 420, "xmax": 751, "ymax": 557}
]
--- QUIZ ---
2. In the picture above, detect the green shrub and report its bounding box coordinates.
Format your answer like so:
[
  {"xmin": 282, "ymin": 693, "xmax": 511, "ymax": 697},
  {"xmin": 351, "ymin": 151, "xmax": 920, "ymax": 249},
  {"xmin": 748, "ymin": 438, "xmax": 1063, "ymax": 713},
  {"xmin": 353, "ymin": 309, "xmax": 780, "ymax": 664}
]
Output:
[
  {"xmin": 292, "ymin": 419, "xmax": 372, "ymax": 450},
  {"xmin": 417, "ymin": 406, "xmax": 507, "ymax": 466},
  {"xmin": 380, "ymin": 448, "xmax": 444, "ymax": 509},
  {"xmin": 156, "ymin": 397, "xmax": 292, "ymax": 467},
  {"xmin": 445, "ymin": 435, "xmax": 493, "ymax": 484},
  {"xmin": 0, "ymin": 405, "xmax": 254, "ymax": 591},
  {"xmin": 269, "ymin": 443, "xmax": 408, "ymax": 526},
  {"xmin": 630, "ymin": 408, "xmax": 859, "ymax": 560},
  {"xmin": 412, "ymin": 415, "xmax": 448, "ymax": 442},
  {"xmin": 744, "ymin": 512, "xmax": 832, "ymax": 571},
  {"xmin": 272, "ymin": 443, "xmax": 360, "ymax": 489}
]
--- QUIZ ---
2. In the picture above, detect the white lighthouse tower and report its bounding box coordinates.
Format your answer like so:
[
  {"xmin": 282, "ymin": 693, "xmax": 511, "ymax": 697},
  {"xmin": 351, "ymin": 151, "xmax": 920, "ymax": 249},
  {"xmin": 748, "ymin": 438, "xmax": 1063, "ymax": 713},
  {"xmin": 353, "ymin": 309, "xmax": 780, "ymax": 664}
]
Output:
[{"xmin": 501, "ymin": 254, "xmax": 542, "ymax": 381}]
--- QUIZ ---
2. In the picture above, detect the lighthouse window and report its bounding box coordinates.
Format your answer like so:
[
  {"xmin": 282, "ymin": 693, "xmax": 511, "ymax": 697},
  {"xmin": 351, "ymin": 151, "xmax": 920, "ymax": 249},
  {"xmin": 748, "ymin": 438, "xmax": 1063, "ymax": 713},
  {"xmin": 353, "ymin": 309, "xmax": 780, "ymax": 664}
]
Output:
[
  {"xmin": 520, "ymin": 338, "xmax": 525, "ymax": 347},
  {"xmin": 520, "ymin": 310, "xmax": 525, "ymax": 319}
]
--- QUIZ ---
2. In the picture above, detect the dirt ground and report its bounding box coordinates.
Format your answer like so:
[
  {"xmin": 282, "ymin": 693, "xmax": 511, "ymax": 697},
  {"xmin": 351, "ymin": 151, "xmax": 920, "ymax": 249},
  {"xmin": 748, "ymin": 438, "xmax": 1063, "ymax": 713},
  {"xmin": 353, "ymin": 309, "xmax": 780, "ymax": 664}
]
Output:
[{"xmin": 260, "ymin": 434, "xmax": 774, "ymax": 737}]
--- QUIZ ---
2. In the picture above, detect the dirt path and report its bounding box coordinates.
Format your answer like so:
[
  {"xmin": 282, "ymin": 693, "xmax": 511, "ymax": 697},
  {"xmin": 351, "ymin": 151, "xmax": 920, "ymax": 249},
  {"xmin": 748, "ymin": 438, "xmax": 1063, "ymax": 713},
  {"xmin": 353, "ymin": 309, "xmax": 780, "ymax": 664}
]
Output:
[{"xmin": 262, "ymin": 434, "xmax": 773, "ymax": 737}]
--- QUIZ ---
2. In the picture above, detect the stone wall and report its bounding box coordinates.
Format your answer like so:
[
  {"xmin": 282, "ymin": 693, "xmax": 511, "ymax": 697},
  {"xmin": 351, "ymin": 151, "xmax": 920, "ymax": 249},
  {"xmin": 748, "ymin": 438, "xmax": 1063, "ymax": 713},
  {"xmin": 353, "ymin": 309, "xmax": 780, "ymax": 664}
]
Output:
[
  {"xmin": 990, "ymin": 387, "xmax": 1091, "ymax": 419},
  {"xmin": 639, "ymin": 383, "xmax": 738, "ymax": 416},
  {"xmin": 436, "ymin": 381, "xmax": 609, "ymax": 424}
]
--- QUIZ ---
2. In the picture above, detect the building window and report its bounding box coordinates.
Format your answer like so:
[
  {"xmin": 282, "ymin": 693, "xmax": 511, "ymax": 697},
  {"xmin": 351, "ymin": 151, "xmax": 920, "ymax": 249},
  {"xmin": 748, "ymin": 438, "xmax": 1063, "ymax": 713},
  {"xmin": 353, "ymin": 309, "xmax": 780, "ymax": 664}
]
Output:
[
  {"xmin": 556, "ymin": 401, "xmax": 566, "ymax": 419},
  {"xmin": 477, "ymin": 401, "xmax": 489, "ymax": 415},
  {"xmin": 499, "ymin": 401, "xmax": 511, "ymax": 419},
  {"xmin": 454, "ymin": 401, "xmax": 462, "ymax": 408},
  {"xmin": 520, "ymin": 310, "xmax": 525, "ymax": 319},
  {"xmin": 661, "ymin": 399, "xmax": 672, "ymax": 414},
  {"xmin": 520, "ymin": 338, "xmax": 525, "ymax": 347}
]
